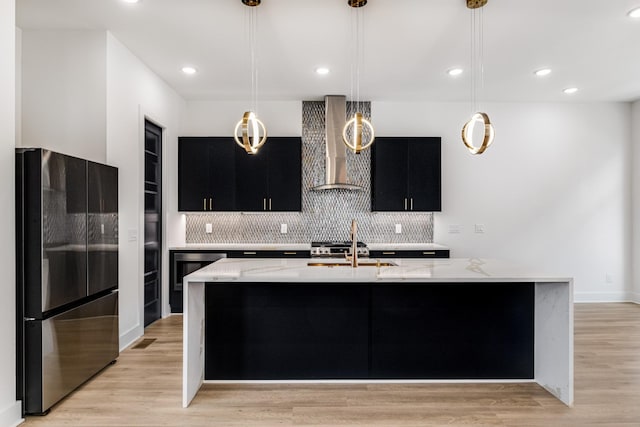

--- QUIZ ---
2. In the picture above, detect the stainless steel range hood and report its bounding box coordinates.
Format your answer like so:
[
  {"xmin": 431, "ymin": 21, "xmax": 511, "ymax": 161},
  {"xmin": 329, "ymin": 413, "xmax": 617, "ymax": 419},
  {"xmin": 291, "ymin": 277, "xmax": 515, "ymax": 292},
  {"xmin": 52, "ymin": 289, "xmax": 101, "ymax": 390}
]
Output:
[{"xmin": 311, "ymin": 95, "xmax": 364, "ymax": 191}]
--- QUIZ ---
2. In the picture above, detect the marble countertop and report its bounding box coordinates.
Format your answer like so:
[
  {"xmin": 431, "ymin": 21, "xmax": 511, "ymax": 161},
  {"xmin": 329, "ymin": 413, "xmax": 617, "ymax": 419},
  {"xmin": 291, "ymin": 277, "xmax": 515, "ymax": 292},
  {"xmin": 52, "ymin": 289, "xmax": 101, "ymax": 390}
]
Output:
[
  {"xmin": 184, "ymin": 257, "xmax": 571, "ymax": 284},
  {"xmin": 171, "ymin": 243, "xmax": 449, "ymax": 251},
  {"xmin": 170, "ymin": 243, "xmax": 311, "ymax": 251}
]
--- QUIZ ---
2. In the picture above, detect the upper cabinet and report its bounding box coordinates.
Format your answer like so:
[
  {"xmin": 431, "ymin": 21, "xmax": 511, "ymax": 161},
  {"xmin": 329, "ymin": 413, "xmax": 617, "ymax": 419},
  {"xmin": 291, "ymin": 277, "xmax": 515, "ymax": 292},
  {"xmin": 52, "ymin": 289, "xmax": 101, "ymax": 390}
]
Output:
[
  {"xmin": 178, "ymin": 137, "xmax": 236, "ymax": 211},
  {"xmin": 235, "ymin": 137, "xmax": 301, "ymax": 212},
  {"xmin": 178, "ymin": 136, "xmax": 301, "ymax": 212},
  {"xmin": 371, "ymin": 137, "xmax": 441, "ymax": 212}
]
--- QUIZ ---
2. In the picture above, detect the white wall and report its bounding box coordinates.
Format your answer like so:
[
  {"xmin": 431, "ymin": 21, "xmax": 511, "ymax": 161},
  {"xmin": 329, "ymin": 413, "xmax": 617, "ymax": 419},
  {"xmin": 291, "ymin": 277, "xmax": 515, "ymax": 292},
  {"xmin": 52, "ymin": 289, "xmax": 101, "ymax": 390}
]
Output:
[
  {"xmin": 20, "ymin": 30, "xmax": 107, "ymax": 163},
  {"xmin": 0, "ymin": 0, "xmax": 22, "ymax": 424},
  {"xmin": 182, "ymin": 100, "xmax": 632, "ymax": 302},
  {"xmin": 106, "ymin": 32, "xmax": 186, "ymax": 349},
  {"xmin": 375, "ymin": 101, "xmax": 632, "ymax": 302},
  {"xmin": 632, "ymin": 100, "xmax": 640, "ymax": 304}
]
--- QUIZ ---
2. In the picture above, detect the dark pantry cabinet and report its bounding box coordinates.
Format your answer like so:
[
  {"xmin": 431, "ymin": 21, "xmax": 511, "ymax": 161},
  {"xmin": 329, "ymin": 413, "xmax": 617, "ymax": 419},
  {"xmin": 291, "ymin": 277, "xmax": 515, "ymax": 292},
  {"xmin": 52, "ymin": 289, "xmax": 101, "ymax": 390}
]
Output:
[
  {"xmin": 178, "ymin": 136, "xmax": 301, "ymax": 212},
  {"xmin": 371, "ymin": 137, "xmax": 441, "ymax": 212}
]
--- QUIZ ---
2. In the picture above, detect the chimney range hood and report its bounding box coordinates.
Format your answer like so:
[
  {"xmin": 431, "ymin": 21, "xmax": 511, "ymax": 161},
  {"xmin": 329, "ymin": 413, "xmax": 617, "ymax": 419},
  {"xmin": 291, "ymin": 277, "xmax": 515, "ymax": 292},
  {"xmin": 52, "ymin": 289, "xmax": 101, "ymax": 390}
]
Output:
[{"xmin": 311, "ymin": 95, "xmax": 364, "ymax": 191}]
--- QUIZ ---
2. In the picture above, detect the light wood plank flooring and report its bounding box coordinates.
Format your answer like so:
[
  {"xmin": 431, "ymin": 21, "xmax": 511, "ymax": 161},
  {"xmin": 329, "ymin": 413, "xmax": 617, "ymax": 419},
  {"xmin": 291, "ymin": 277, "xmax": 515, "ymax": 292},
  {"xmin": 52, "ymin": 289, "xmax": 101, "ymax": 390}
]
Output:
[{"xmin": 22, "ymin": 303, "xmax": 640, "ymax": 426}]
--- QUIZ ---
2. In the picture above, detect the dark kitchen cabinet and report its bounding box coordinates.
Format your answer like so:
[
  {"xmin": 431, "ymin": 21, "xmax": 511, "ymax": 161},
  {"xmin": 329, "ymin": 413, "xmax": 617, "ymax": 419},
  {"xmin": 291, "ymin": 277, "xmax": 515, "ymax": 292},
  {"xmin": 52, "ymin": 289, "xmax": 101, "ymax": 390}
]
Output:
[
  {"xmin": 369, "ymin": 249, "xmax": 449, "ymax": 258},
  {"xmin": 178, "ymin": 137, "xmax": 236, "ymax": 211},
  {"xmin": 234, "ymin": 137, "xmax": 301, "ymax": 212},
  {"xmin": 371, "ymin": 137, "xmax": 441, "ymax": 212}
]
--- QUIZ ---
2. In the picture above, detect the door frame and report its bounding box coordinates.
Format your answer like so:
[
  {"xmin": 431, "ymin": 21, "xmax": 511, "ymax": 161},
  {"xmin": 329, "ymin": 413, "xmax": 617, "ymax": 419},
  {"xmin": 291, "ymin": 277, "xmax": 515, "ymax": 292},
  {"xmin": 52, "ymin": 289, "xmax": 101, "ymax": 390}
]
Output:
[{"xmin": 138, "ymin": 112, "xmax": 168, "ymax": 331}]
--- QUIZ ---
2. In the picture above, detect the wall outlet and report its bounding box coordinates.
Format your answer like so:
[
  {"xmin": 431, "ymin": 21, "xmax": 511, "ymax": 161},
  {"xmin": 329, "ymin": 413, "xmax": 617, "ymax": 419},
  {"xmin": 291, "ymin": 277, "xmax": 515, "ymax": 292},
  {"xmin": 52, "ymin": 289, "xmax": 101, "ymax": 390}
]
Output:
[
  {"xmin": 205, "ymin": 223, "xmax": 213, "ymax": 234},
  {"xmin": 280, "ymin": 223, "xmax": 288, "ymax": 234},
  {"xmin": 605, "ymin": 273, "xmax": 613, "ymax": 284},
  {"xmin": 474, "ymin": 224, "xmax": 485, "ymax": 234},
  {"xmin": 127, "ymin": 229, "xmax": 137, "ymax": 242},
  {"xmin": 395, "ymin": 224, "xmax": 402, "ymax": 234},
  {"xmin": 448, "ymin": 224, "xmax": 462, "ymax": 234}
]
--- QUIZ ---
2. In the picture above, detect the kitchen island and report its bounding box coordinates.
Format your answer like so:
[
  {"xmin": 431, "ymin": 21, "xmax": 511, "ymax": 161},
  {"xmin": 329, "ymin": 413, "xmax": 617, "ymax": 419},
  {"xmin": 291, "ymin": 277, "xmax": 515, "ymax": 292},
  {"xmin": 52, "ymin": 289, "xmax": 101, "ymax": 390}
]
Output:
[{"xmin": 183, "ymin": 258, "xmax": 573, "ymax": 407}]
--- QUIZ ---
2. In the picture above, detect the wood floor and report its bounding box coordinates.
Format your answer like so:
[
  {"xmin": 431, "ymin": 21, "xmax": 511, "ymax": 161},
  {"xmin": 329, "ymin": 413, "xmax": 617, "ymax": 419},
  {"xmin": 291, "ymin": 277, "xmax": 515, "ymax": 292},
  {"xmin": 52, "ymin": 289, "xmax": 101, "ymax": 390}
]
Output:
[{"xmin": 22, "ymin": 303, "xmax": 640, "ymax": 426}]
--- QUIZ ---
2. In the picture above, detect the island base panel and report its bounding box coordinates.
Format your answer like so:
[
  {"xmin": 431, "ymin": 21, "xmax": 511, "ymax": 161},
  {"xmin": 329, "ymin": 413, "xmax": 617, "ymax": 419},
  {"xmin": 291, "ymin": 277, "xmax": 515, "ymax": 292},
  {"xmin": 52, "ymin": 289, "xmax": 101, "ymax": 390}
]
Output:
[{"xmin": 204, "ymin": 282, "xmax": 534, "ymax": 381}]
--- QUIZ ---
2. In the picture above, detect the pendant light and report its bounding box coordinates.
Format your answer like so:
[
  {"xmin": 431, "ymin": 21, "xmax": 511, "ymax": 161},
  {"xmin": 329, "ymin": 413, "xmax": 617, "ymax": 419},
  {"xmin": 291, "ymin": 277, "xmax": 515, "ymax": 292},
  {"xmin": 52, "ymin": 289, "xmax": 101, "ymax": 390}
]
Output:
[
  {"xmin": 342, "ymin": 0, "xmax": 375, "ymax": 154},
  {"xmin": 234, "ymin": 0, "xmax": 268, "ymax": 155},
  {"xmin": 461, "ymin": 0, "xmax": 495, "ymax": 155}
]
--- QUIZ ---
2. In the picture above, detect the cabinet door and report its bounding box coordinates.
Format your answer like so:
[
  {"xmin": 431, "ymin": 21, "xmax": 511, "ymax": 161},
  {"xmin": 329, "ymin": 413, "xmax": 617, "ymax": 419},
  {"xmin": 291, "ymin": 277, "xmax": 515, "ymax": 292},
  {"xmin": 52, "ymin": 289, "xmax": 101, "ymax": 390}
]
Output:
[
  {"xmin": 178, "ymin": 137, "xmax": 236, "ymax": 211},
  {"xmin": 178, "ymin": 138, "xmax": 212, "ymax": 211},
  {"xmin": 371, "ymin": 137, "xmax": 409, "ymax": 211},
  {"xmin": 267, "ymin": 137, "xmax": 301, "ymax": 211},
  {"xmin": 407, "ymin": 137, "xmax": 441, "ymax": 212},
  {"xmin": 234, "ymin": 143, "xmax": 269, "ymax": 211},
  {"xmin": 208, "ymin": 137, "xmax": 236, "ymax": 211}
]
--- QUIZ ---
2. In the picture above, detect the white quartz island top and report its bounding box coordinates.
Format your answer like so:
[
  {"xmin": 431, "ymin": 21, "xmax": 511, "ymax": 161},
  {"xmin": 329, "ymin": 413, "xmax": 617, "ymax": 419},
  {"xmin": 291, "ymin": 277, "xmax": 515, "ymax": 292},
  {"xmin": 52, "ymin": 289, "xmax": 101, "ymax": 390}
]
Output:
[
  {"xmin": 184, "ymin": 257, "xmax": 571, "ymax": 283},
  {"xmin": 183, "ymin": 258, "xmax": 573, "ymax": 409}
]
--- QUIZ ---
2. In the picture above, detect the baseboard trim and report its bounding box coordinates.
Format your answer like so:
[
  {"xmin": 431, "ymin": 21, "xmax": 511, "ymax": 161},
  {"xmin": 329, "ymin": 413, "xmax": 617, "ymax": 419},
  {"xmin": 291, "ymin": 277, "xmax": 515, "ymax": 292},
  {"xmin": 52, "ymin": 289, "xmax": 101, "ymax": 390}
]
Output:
[
  {"xmin": 120, "ymin": 323, "xmax": 144, "ymax": 352},
  {"xmin": 574, "ymin": 291, "xmax": 634, "ymax": 303},
  {"xmin": 0, "ymin": 401, "xmax": 23, "ymax": 427}
]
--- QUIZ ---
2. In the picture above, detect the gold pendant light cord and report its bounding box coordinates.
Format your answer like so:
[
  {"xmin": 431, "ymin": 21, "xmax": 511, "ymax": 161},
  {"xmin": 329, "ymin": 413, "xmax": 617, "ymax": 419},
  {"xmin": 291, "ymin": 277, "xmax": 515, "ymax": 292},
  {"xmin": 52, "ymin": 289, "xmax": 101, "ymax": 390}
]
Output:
[
  {"xmin": 343, "ymin": 2, "xmax": 374, "ymax": 154},
  {"xmin": 462, "ymin": 0, "xmax": 494, "ymax": 155},
  {"xmin": 235, "ymin": 1, "xmax": 267, "ymax": 154}
]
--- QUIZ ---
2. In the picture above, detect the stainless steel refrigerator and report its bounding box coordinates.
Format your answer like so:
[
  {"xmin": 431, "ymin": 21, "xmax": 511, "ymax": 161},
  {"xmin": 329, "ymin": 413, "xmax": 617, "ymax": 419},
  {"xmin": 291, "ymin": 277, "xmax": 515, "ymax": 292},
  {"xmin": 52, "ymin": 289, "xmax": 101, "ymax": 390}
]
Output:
[{"xmin": 16, "ymin": 149, "xmax": 119, "ymax": 415}]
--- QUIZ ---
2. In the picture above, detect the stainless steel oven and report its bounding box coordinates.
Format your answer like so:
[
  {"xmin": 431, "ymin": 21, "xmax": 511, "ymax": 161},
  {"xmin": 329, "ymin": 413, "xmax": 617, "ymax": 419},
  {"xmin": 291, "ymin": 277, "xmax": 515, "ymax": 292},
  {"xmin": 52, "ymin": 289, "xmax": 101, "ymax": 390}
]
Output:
[{"xmin": 170, "ymin": 252, "xmax": 226, "ymax": 313}]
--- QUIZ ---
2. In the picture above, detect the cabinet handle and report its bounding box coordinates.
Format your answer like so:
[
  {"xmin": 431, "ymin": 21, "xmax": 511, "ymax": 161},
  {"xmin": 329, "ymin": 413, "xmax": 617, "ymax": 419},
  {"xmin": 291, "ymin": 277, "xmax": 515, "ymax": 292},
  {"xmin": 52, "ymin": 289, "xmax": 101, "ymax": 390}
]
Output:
[
  {"xmin": 283, "ymin": 252, "xmax": 297, "ymax": 255},
  {"xmin": 410, "ymin": 198, "xmax": 414, "ymax": 211},
  {"xmin": 404, "ymin": 198, "xmax": 408, "ymax": 210},
  {"xmin": 423, "ymin": 251, "xmax": 436, "ymax": 255},
  {"xmin": 243, "ymin": 251, "xmax": 257, "ymax": 255},
  {"xmin": 209, "ymin": 198, "xmax": 213, "ymax": 210},
  {"xmin": 383, "ymin": 251, "xmax": 396, "ymax": 255},
  {"xmin": 203, "ymin": 198, "xmax": 207, "ymax": 210},
  {"xmin": 263, "ymin": 198, "xmax": 267, "ymax": 211},
  {"xmin": 269, "ymin": 198, "xmax": 272, "ymax": 211}
]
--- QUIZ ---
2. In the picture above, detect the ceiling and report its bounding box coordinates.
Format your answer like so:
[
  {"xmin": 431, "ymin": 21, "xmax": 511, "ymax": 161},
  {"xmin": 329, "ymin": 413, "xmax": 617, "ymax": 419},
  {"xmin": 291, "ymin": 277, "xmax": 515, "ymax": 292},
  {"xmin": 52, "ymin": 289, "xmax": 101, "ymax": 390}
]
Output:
[{"xmin": 16, "ymin": 0, "xmax": 640, "ymax": 103}]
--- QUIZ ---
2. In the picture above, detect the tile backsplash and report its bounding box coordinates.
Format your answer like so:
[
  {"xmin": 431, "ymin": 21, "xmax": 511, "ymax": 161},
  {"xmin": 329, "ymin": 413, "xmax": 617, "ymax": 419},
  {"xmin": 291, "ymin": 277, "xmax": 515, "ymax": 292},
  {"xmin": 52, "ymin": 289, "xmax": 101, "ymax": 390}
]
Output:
[{"xmin": 185, "ymin": 101, "xmax": 434, "ymax": 244}]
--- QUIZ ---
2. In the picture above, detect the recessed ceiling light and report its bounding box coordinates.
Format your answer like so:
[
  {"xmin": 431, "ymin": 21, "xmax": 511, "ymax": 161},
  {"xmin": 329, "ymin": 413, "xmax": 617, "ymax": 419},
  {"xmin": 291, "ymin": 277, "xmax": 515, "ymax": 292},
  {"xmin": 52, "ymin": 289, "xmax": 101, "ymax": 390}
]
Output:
[
  {"xmin": 628, "ymin": 7, "xmax": 640, "ymax": 18},
  {"xmin": 447, "ymin": 68, "xmax": 463, "ymax": 77},
  {"xmin": 315, "ymin": 67, "xmax": 330, "ymax": 75},
  {"xmin": 563, "ymin": 87, "xmax": 578, "ymax": 95},
  {"xmin": 122, "ymin": 0, "xmax": 139, "ymax": 3},
  {"xmin": 534, "ymin": 68, "xmax": 552, "ymax": 77},
  {"xmin": 181, "ymin": 66, "xmax": 197, "ymax": 75}
]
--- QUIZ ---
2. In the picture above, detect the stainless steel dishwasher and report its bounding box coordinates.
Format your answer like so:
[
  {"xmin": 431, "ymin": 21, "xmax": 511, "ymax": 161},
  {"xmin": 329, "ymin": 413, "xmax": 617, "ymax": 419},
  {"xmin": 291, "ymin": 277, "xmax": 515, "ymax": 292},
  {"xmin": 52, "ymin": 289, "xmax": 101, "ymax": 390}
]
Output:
[{"xmin": 170, "ymin": 252, "xmax": 226, "ymax": 313}]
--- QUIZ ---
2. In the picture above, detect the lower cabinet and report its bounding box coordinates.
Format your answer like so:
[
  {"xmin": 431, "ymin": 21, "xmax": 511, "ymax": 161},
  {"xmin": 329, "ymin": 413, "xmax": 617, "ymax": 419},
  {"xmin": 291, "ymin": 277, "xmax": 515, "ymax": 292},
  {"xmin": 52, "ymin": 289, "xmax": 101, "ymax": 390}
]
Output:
[
  {"xmin": 369, "ymin": 249, "xmax": 449, "ymax": 258},
  {"xmin": 204, "ymin": 282, "xmax": 535, "ymax": 380}
]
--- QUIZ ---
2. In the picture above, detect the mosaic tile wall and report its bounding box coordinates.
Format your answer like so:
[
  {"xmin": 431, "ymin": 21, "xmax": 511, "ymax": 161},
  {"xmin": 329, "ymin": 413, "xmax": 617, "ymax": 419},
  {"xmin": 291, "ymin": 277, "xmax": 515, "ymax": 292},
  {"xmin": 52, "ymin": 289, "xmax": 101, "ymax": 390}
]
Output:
[{"xmin": 185, "ymin": 101, "xmax": 434, "ymax": 244}]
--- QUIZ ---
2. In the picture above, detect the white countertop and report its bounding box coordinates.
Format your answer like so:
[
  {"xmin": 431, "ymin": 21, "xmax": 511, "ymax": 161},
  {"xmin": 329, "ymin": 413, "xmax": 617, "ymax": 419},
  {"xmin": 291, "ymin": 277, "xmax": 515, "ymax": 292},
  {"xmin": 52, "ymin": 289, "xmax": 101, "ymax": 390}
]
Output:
[
  {"xmin": 184, "ymin": 257, "xmax": 571, "ymax": 284},
  {"xmin": 171, "ymin": 243, "xmax": 449, "ymax": 251},
  {"xmin": 171, "ymin": 243, "xmax": 311, "ymax": 251},
  {"xmin": 367, "ymin": 243, "xmax": 449, "ymax": 251}
]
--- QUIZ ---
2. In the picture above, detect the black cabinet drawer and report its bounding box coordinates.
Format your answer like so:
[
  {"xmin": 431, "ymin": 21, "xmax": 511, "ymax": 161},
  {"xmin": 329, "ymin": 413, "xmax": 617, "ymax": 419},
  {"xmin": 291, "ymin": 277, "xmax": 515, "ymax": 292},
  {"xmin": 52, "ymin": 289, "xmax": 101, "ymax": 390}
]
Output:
[{"xmin": 369, "ymin": 249, "xmax": 449, "ymax": 258}]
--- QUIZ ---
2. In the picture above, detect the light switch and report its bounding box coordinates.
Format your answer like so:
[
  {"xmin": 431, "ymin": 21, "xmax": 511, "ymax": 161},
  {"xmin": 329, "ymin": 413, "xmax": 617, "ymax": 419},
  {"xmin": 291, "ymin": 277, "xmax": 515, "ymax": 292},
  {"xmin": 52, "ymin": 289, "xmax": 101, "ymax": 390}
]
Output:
[
  {"xmin": 448, "ymin": 224, "xmax": 462, "ymax": 234},
  {"xmin": 205, "ymin": 223, "xmax": 213, "ymax": 234},
  {"xmin": 128, "ymin": 229, "xmax": 137, "ymax": 242},
  {"xmin": 474, "ymin": 224, "xmax": 485, "ymax": 234},
  {"xmin": 280, "ymin": 224, "xmax": 288, "ymax": 234},
  {"xmin": 395, "ymin": 224, "xmax": 402, "ymax": 234}
]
